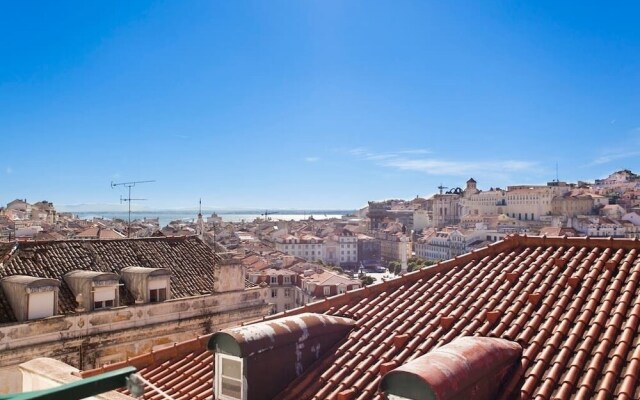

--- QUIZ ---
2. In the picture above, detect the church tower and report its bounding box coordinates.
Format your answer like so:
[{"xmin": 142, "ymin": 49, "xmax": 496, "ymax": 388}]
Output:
[
  {"xmin": 196, "ymin": 199, "xmax": 205, "ymax": 239},
  {"xmin": 464, "ymin": 178, "xmax": 479, "ymax": 197}
]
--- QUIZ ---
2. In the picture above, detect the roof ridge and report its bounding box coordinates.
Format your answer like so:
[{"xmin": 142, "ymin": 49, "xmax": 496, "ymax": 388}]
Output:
[
  {"xmin": 257, "ymin": 235, "xmax": 640, "ymax": 325},
  {"xmin": 13, "ymin": 235, "xmax": 197, "ymax": 247}
]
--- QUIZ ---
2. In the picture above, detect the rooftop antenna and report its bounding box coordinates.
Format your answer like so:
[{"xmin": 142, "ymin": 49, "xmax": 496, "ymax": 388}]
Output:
[
  {"xmin": 437, "ymin": 184, "xmax": 448, "ymax": 195},
  {"xmin": 556, "ymin": 162, "xmax": 559, "ymax": 182},
  {"xmin": 111, "ymin": 180, "xmax": 155, "ymax": 238}
]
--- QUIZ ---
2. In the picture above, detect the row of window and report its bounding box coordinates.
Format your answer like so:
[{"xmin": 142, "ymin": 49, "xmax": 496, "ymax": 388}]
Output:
[
  {"xmin": 269, "ymin": 276, "xmax": 292, "ymax": 284},
  {"xmin": 271, "ymin": 288, "xmax": 293, "ymax": 298}
]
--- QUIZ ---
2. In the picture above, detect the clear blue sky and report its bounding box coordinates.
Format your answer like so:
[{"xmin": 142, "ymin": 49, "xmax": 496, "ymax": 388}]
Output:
[{"xmin": 1, "ymin": 1, "xmax": 639, "ymax": 210}]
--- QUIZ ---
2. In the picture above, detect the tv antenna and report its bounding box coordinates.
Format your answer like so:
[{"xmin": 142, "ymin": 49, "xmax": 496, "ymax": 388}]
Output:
[
  {"xmin": 437, "ymin": 184, "xmax": 448, "ymax": 195},
  {"xmin": 111, "ymin": 180, "xmax": 155, "ymax": 237}
]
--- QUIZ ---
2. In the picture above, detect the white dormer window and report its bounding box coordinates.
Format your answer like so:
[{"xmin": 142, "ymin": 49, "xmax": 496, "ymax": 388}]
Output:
[
  {"xmin": 93, "ymin": 285, "xmax": 117, "ymax": 310},
  {"xmin": 215, "ymin": 353, "xmax": 244, "ymax": 400},
  {"xmin": 283, "ymin": 276, "xmax": 291, "ymax": 284},
  {"xmin": 270, "ymin": 276, "xmax": 278, "ymax": 284},
  {"xmin": 149, "ymin": 278, "xmax": 168, "ymax": 303},
  {"xmin": 121, "ymin": 267, "xmax": 171, "ymax": 304},
  {"xmin": 28, "ymin": 289, "xmax": 56, "ymax": 319}
]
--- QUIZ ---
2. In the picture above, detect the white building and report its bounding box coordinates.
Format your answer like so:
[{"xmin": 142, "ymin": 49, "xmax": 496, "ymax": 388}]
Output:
[
  {"xmin": 247, "ymin": 268, "xmax": 298, "ymax": 314},
  {"xmin": 459, "ymin": 179, "xmax": 572, "ymax": 222},
  {"xmin": 572, "ymin": 216, "xmax": 626, "ymax": 237},
  {"xmin": 274, "ymin": 234, "xmax": 325, "ymax": 262},
  {"xmin": 422, "ymin": 228, "xmax": 486, "ymax": 261}
]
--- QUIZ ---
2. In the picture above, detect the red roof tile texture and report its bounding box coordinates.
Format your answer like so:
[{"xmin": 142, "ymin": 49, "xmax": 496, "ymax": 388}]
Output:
[
  {"xmin": 82, "ymin": 335, "xmax": 213, "ymax": 400},
  {"xmin": 83, "ymin": 235, "xmax": 640, "ymax": 400},
  {"xmin": 274, "ymin": 235, "xmax": 640, "ymax": 400}
]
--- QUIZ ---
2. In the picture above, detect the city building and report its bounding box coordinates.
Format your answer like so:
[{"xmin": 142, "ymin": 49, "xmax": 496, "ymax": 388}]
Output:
[
  {"xmin": 246, "ymin": 268, "xmax": 298, "ymax": 313},
  {"xmin": 375, "ymin": 230, "xmax": 411, "ymax": 265},
  {"xmin": 273, "ymin": 234, "xmax": 325, "ymax": 262},
  {"xmin": 0, "ymin": 236, "xmax": 270, "ymax": 393}
]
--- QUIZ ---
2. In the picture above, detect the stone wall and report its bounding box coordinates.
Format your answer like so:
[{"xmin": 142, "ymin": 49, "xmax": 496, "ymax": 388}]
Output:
[{"xmin": 0, "ymin": 287, "xmax": 270, "ymax": 393}]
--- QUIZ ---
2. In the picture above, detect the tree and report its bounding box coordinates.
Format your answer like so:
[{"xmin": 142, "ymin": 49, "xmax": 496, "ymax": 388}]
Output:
[
  {"xmin": 388, "ymin": 261, "xmax": 401, "ymax": 275},
  {"xmin": 332, "ymin": 266, "xmax": 344, "ymax": 274},
  {"xmin": 360, "ymin": 275, "xmax": 375, "ymax": 285}
]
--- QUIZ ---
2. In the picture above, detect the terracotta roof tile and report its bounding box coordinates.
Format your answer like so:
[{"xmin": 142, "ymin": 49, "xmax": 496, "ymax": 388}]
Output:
[
  {"xmin": 79, "ymin": 235, "xmax": 640, "ymax": 399},
  {"xmin": 0, "ymin": 236, "xmax": 221, "ymax": 322},
  {"xmin": 268, "ymin": 236, "xmax": 640, "ymax": 399}
]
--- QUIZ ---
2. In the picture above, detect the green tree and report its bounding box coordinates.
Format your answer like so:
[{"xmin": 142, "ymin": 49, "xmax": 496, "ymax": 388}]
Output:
[
  {"xmin": 407, "ymin": 262, "xmax": 417, "ymax": 272},
  {"xmin": 360, "ymin": 275, "xmax": 375, "ymax": 285},
  {"xmin": 388, "ymin": 261, "xmax": 401, "ymax": 275}
]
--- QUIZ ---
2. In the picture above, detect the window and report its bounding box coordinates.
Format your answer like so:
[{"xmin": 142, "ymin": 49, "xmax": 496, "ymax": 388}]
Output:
[
  {"xmin": 283, "ymin": 276, "xmax": 291, "ymax": 284},
  {"xmin": 148, "ymin": 278, "xmax": 169, "ymax": 303},
  {"xmin": 215, "ymin": 354, "xmax": 243, "ymax": 400},
  {"xmin": 94, "ymin": 299, "xmax": 114, "ymax": 309},
  {"xmin": 284, "ymin": 288, "xmax": 291, "ymax": 297},
  {"xmin": 323, "ymin": 286, "xmax": 331, "ymax": 296},
  {"xmin": 93, "ymin": 286, "xmax": 116, "ymax": 310},
  {"xmin": 28, "ymin": 290, "xmax": 56, "ymax": 320},
  {"xmin": 270, "ymin": 276, "xmax": 278, "ymax": 284},
  {"xmin": 271, "ymin": 289, "xmax": 277, "ymax": 298},
  {"xmin": 149, "ymin": 288, "xmax": 167, "ymax": 303}
]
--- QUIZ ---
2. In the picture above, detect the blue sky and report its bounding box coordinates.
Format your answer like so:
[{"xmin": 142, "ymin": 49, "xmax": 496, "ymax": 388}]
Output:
[{"xmin": 1, "ymin": 1, "xmax": 639, "ymax": 210}]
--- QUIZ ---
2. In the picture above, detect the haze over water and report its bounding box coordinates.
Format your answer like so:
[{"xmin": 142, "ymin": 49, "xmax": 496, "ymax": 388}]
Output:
[{"xmin": 73, "ymin": 210, "xmax": 355, "ymax": 227}]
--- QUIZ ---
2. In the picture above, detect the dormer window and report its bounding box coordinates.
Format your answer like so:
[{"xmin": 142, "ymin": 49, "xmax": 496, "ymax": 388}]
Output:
[
  {"xmin": 149, "ymin": 278, "xmax": 168, "ymax": 303},
  {"xmin": 1, "ymin": 275, "xmax": 61, "ymax": 322},
  {"xmin": 215, "ymin": 353, "xmax": 244, "ymax": 400},
  {"xmin": 270, "ymin": 276, "xmax": 278, "ymax": 285},
  {"xmin": 208, "ymin": 313, "xmax": 355, "ymax": 400},
  {"xmin": 93, "ymin": 285, "xmax": 116, "ymax": 309},
  {"xmin": 64, "ymin": 271, "xmax": 120, "ymax": 312},
  {"xmin": 121, "ymin": 266, "xmax": 171, "ymax": 304}
]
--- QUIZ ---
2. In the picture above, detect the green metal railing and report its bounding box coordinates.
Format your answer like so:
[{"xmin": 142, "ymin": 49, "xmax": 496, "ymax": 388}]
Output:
[{"xmin": 0, "ymin": 366, "xmax": 142, "ymax": 400}]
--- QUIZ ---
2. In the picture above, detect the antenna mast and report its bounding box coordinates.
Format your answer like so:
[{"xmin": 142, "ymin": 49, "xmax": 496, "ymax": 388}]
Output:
[{"xmin": 111, "ymin": 180, "xmax": 155, "ymax": 238}]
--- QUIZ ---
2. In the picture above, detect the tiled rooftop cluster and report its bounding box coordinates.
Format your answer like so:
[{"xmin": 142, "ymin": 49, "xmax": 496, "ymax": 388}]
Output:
[
  {"xmin": 279, "ymin": 235, "xmax": 640, "ymax": 400},
  {"xmin": 84, "ymin": 335, "xmax": 213, "ymax": 400},
  {"xmin": 83, "ymin": 235, "xmax": 640, "ymax": 399},
  {"xmin": 0, "ymin": 236, "xmax": 220, "ymax": 323}
]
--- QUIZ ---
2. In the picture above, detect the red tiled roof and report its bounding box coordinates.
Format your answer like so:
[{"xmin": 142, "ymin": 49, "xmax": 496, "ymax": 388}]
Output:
[
  {"xmin": 275, "ymin": 235, "xmax": 640, "ymax": 399},
  {"xmin": 83, "ymin": 235, "xmax": 640, "ymax": 399},
  {"xmin": 81, "ymin": 335, "xmax": 213, "ymax": 400}
]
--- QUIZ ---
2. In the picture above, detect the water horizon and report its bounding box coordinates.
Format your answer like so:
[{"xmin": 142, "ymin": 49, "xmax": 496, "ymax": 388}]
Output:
[{"xmin": 71, "ymin": 209, "xmax": 357, "ymax": 227}]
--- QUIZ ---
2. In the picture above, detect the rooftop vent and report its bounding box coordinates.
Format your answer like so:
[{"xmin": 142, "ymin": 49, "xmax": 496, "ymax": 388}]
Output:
[
  {"xmin": 208, "ymin": 312, "xmax": 355, "ymax": 400},
  {"xmin": 379, "ymin": 337, "xmax": 522, "ymax": 400}
]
